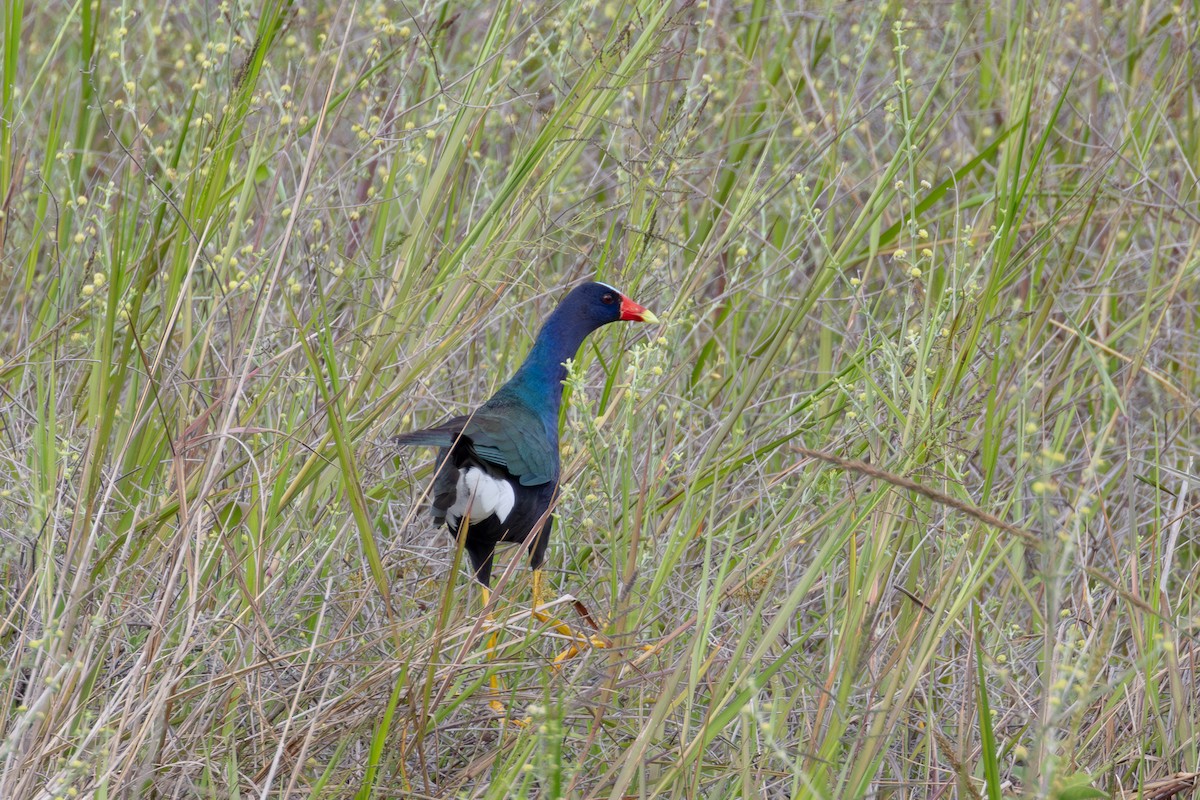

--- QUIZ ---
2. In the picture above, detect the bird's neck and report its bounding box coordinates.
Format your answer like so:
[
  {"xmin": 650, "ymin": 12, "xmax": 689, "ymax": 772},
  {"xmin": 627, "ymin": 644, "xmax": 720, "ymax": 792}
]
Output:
[{"xmin": 499, "ymin": 310, "xmax": 591, "ymax": 415}]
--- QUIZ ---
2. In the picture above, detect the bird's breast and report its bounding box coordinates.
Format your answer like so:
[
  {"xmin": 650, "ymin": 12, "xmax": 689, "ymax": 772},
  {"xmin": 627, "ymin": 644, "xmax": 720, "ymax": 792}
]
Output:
[{"xmin": 446, "ymin": 467, "xmax": 516, "ymax": 527}]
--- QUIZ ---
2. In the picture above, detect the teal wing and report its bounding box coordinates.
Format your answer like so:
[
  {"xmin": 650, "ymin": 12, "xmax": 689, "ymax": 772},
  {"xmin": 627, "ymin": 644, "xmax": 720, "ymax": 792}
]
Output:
[
  {"xmin": 392, "ymin": 404, "xmax": 558, "ymax": 487},
  {"xmin": 461, "ymin": 402, "xmax": 558, "ymax": 486}
]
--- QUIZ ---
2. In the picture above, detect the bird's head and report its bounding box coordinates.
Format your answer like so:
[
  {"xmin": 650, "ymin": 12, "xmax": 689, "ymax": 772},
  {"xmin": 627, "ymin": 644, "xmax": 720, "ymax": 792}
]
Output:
[
  {"xmin": 500, "ymin": 280, "xmax": 661, "ymax": 404},
  {"xmin": 558, "ymin": 281, "xmax": 660, "ymax": 330}
]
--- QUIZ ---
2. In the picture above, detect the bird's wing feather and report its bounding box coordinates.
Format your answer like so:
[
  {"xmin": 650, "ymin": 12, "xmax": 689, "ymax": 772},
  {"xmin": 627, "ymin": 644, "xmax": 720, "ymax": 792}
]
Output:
[
  {"xmin": 390, "ymin": 416, "xmax": 470, "ymax": 449},
  {"xmin": 460, "ymin": 405, "xmax": 557, "ymax": 486},
  {"xmin": 393, "ymin": 406, "xmax": 556, "ymax": 487}
]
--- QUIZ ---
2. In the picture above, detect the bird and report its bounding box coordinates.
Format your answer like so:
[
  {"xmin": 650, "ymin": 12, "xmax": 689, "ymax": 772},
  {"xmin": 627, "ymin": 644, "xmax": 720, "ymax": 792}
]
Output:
[{"xmin": 392, "ymin": 281, "xmax": 658, "ymax": 710}]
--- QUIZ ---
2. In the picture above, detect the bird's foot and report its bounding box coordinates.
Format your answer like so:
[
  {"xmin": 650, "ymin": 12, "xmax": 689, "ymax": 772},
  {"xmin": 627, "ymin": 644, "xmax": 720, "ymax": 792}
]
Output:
[
  {"xmin": 486, "ymin": 674, "xmax": 529, "ymax": 728},
  {"xmin": 530, "ymin": 572, "xmax": 659, "ymax": 668},
  {"xmin": 532, "ymin": 606, "xmax": 615, "ymax": 668},
  {"xmin": 490, "ymin": 700, "xmax": 530, "ymax": 728}
]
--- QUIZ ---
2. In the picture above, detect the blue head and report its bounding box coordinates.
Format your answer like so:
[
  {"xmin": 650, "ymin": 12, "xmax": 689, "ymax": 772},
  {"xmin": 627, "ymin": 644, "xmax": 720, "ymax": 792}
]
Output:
[
  {"xmin": 496, "ymin": 281, "xmax": 658, "ymax": 412},
  {"xmin": 550, "ymin": 282, "xmax": 658, "ymax": 331}
]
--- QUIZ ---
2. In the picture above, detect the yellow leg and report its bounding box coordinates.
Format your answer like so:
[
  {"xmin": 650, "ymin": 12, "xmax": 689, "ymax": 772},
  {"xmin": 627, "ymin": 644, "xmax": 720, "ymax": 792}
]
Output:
[
  {"xmin": 480, "ymin": 586, "xmax": 529, "ymax": 727},
  {"xmin": 531, "ymin": 569, "xmax": 612, "ymax": 665},
  {"xmin": 480, "ymin": 586, "xmax": 508, "ymax": 716}
]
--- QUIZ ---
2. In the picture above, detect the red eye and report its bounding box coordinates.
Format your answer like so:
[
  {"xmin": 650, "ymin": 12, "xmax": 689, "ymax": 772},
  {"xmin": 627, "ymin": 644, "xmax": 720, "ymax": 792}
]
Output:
[{"xmin": 601, "ymin": 293, "xmax": 616, "ymax": 304}]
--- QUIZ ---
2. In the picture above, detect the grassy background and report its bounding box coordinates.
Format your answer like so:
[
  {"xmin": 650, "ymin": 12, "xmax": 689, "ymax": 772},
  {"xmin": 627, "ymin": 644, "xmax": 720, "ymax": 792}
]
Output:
[{"xmin": 1, "ymin": 0, "xmax": 1198, "ymax": 797}]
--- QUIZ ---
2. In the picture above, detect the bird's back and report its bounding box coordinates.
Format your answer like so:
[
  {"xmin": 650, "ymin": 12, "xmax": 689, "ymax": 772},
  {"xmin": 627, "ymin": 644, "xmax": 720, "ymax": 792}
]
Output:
[{"xmin": 394, "ymin": 406, "xmax": 560, "ymax": 584}]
